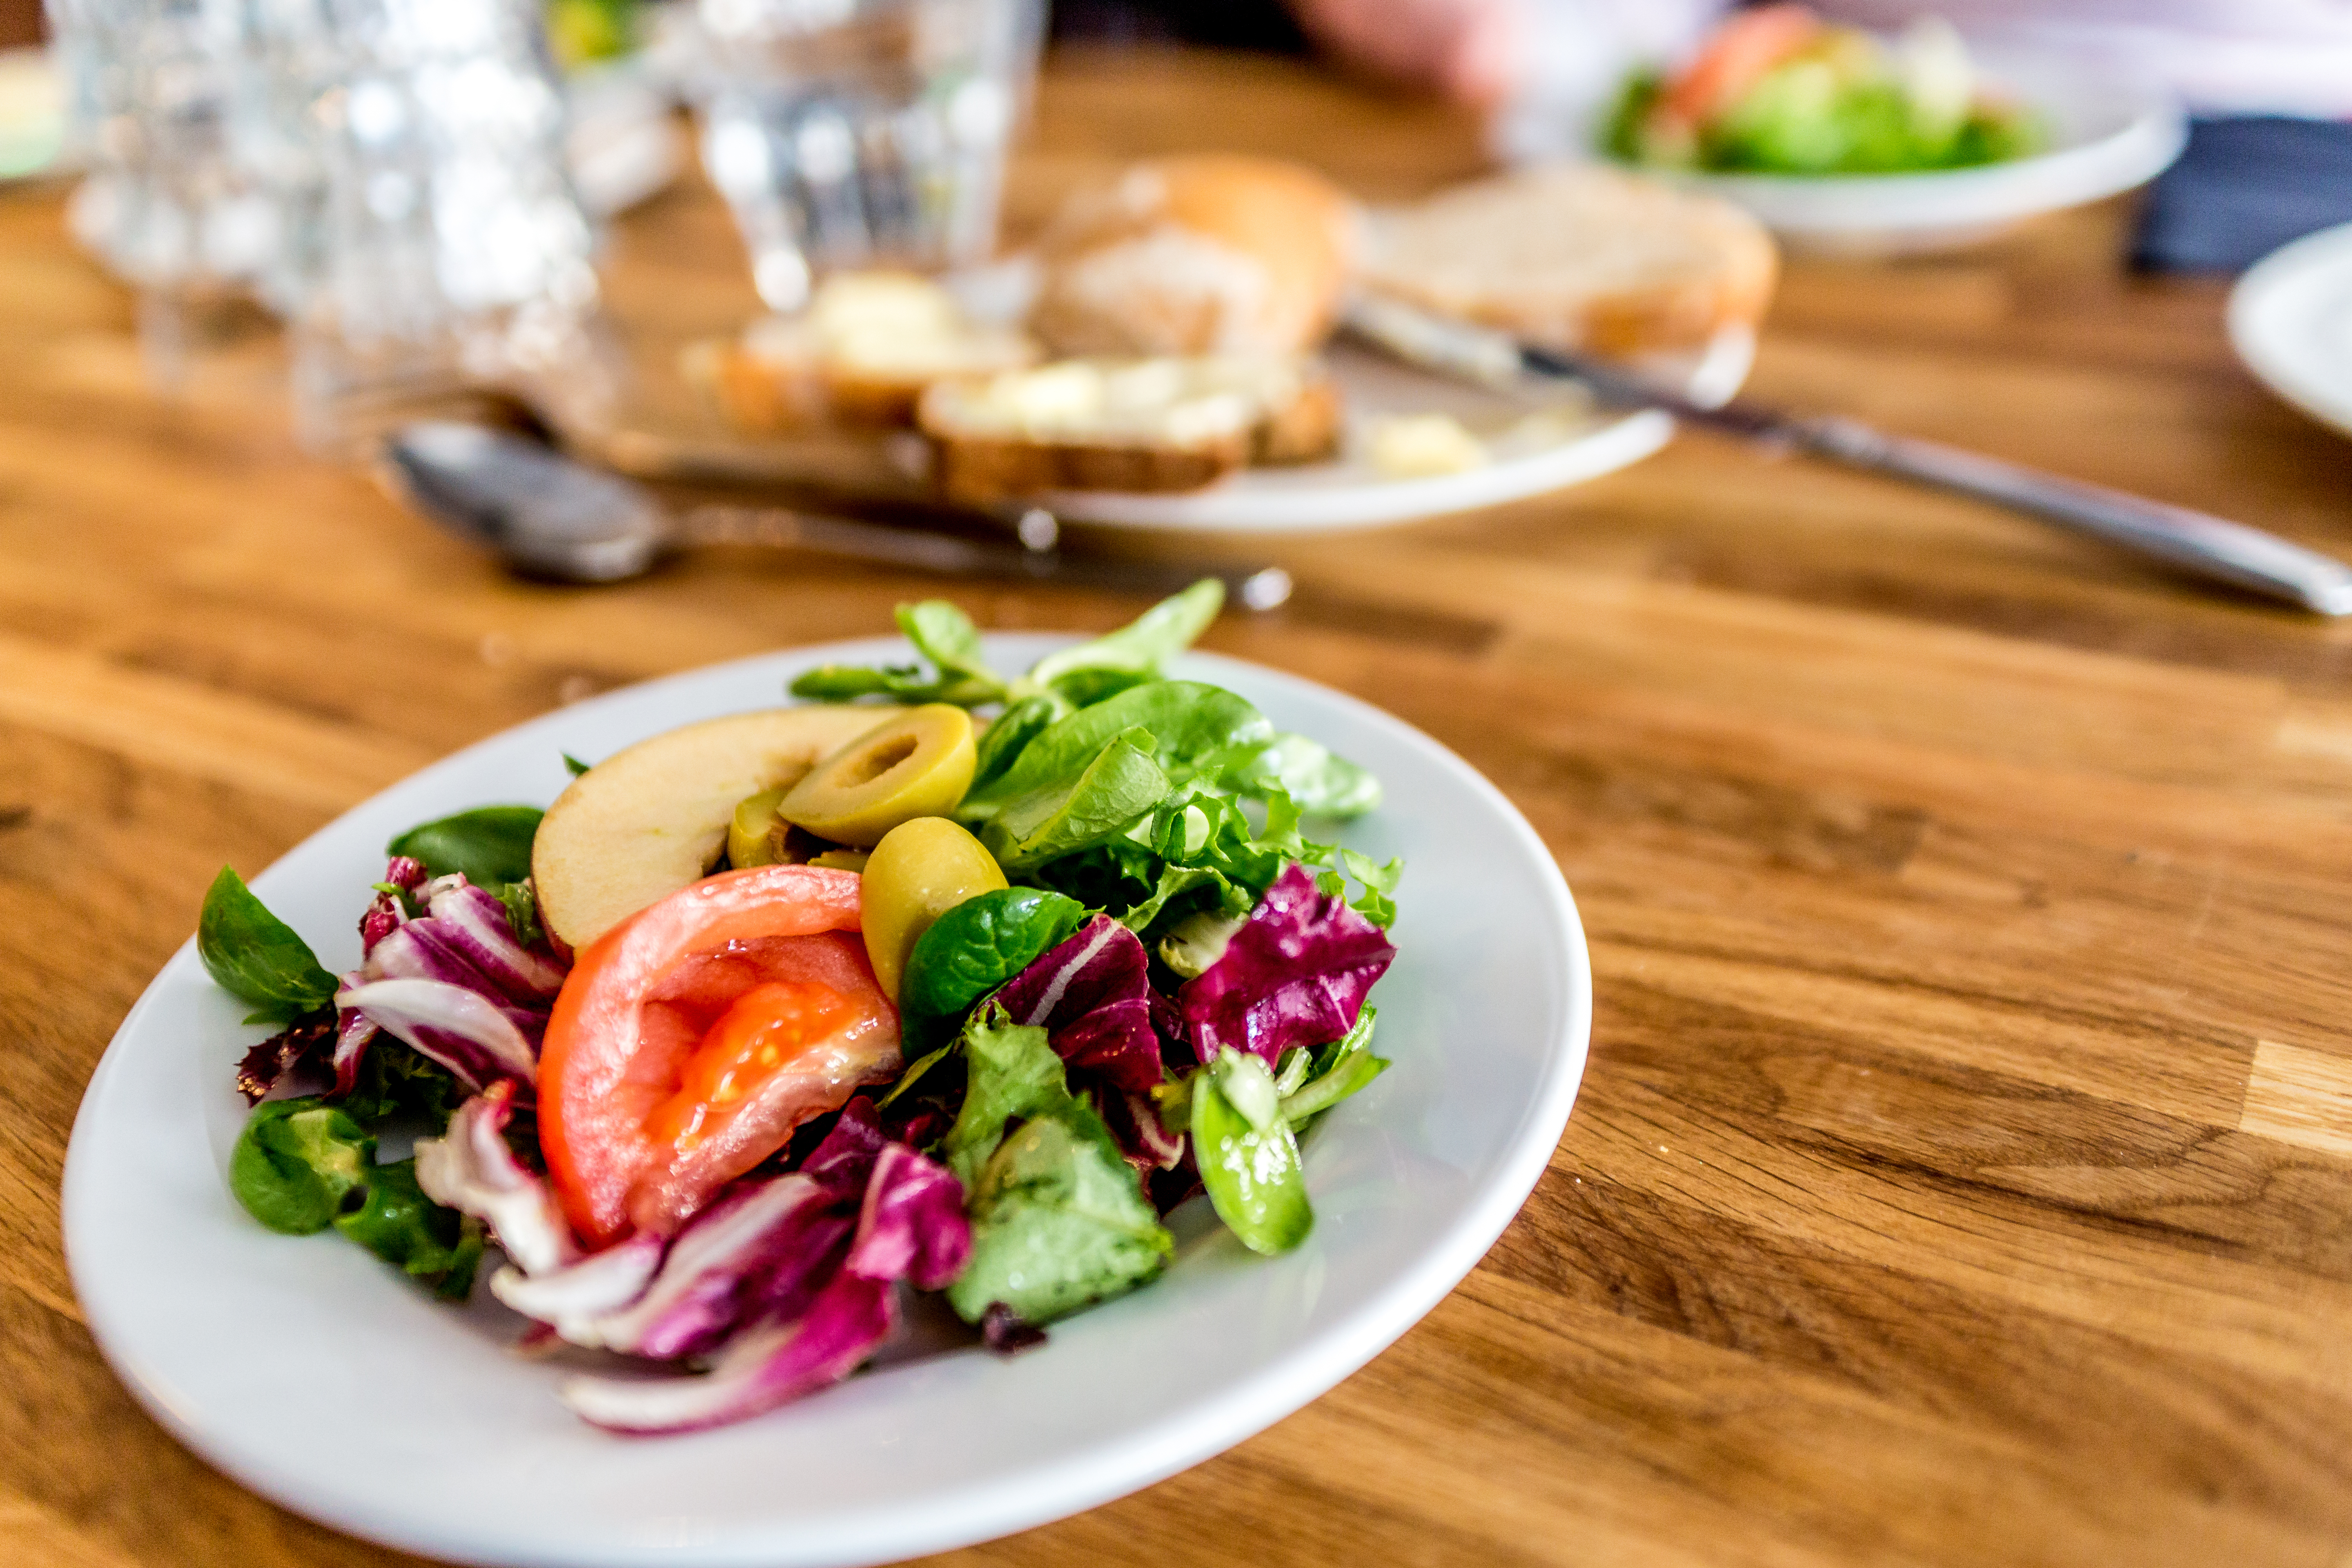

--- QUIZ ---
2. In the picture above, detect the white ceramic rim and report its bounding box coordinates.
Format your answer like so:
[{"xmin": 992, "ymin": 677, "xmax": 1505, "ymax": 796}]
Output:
[
  {"xmin": 62, "ymin": 640, "xmax": 1593, "ymax": 1568},
  {"xmin": 2229, "ymin": 220, "xmax": 2352, "ymax": 443}
]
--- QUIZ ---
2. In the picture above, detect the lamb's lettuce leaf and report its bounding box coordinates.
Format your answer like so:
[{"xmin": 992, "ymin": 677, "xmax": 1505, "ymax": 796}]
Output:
[
  {"xmin": 198, "ymin": 867, "xmax": 339, "ymax": 1026},
  {"xmin": 1192, "ymin": 1047, "xmax": 1312, "ymax": 1254}
]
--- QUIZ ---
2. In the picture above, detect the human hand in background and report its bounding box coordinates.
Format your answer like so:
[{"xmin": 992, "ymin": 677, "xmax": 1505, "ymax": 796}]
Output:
[{"xmin": 1286, "ymin": 0, "xmax": 1535, "ymax": 107}]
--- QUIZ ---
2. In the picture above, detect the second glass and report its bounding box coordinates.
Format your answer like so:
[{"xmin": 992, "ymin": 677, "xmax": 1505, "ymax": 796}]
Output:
[{"xmin": 691, "ymin": 0, "xmax": 1038, "ymax": 311}]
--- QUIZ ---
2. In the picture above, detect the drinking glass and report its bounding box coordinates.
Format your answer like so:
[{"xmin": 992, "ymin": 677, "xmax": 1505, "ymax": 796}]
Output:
[{"xmin": 690, "ymin": 0, "xmax": 1040, "ymax": 312}]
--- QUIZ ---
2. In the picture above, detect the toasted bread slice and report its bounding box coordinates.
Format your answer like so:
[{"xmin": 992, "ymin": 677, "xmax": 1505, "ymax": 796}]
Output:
[
  {"xmin": 918, "ymin": 356, "xmax": 1342, "ymax": 503},
  {"xmin": 686, "ymin": 272, "xmax": 1040, "ymax": 433},
  {"xmin": 1359, "ymin": 163, "xmax": 1778, "ymax": 357}
]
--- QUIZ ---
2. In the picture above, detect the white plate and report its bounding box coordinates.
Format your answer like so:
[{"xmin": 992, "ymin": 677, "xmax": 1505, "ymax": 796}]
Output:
[
  {"xmin": 2230, "ymin": 220, "xmax": 2352, "ymax": 443},
  {"xmin": 63, "ymin": 639, "xmax": 1591, "ymax": 1568},
  {"xmin": 1045, "ymin": 330, "xmax": 1751, "ymax": 532},
  {"xmin": 1498, "ymin": 44, "xmax": 2185, "ymax": 255}
]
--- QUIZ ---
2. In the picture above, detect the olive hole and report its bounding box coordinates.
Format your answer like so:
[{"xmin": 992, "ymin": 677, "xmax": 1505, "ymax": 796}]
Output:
[{"xmin": 845, "ymin": 735, "xmax": 920, "ymax": 786}]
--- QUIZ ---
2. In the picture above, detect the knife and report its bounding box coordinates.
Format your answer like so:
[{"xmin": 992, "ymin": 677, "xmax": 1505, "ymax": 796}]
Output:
[{"xmin": 1343, "ymin": 295, "xmax": 2352, "ymax": 616}]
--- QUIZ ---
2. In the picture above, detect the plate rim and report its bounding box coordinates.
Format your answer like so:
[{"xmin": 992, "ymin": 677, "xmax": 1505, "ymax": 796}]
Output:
[
  {"xmin": 62, "ymin": 637, "xmax": 1594, "ymax": 1568},
  {"xmin": 2229, "ymin": 219, "xmax": 2352, "ymax": 441}
]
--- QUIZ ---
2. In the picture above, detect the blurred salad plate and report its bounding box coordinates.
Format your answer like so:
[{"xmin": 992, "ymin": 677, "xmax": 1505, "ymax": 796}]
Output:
[
  {"xmin": 63, "ymin": 597, "xmax": 1590, "ymax": 1567},
  {"xmin": 2229, "ymin": 220, "xmax": 2352, "ymax": 444},
  {"xmin": 1500, "ymin": 7, "xmax": 2185, "ymax": 254}
]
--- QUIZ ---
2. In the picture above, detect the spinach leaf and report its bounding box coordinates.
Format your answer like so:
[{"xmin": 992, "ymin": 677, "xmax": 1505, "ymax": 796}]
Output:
[
  {"xmin": 1024, "ymin": 578, "xmax": 1223, "ymax": 694},
  {"xmin": 898, "ymin": 887, "xmax": 1087, "ymax": 1041},
  {"xmin": 229, "ymin": 1098, "xmax": 374, "ymax": 1234},
  {"xmin": 1192, "ymin": 1049, "xmax": 1313, "ymax": 1254},
  {"xmin": 333, "ymin": 1158, "xmax": 484, "ymax": 1300},
  {"xmin": 940, "ymin": 1007, "xmax": 1170, "ymax": 1324},
  {"xmin": 963, "ymin": 682, "xmax": 1269, "ymax": 818},
  {"xmin": 1220, "ymin": 733, "xmax": 1383, "ymax": 818},
  {"xmin": 387, "ymin": 806, "xmax": 542, "ymax": 888},
  {"xmin": 969, "ymin": 693, "xmax": 1065, "ymax": 795},
  {"xmin": 198, "ymin": 867, "xmax": 339, "ymax": 1027},
  {"xmin": 982, "ymin": 729, "xmax": 1171, "ymax": 872}
]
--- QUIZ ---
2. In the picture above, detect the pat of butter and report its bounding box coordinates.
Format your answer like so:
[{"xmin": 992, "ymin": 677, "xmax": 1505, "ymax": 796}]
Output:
[
  {"xmin": 987, "ymin": 361, "xmax": 1106, "ymax": 427},
  {"xmin": 1367, "ymin": 413, "xmax": 1486, "ymax": 478}
]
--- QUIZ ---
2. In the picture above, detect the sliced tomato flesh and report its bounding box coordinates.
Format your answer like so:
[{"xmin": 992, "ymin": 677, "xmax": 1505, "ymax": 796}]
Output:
[{"xmin": 538, "ymin": 864, "xmax": 900, "ymax": 1246}]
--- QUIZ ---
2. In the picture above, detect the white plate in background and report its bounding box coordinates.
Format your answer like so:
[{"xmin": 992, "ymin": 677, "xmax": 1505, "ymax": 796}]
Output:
[
  {"xmin": 1498, "ymin": 44, "xmax": 2185, "ymax": 255},
  {"xmin": 64, "ymin": 638, "xmax": 1591, "ymax": 1568},
  {"xmin": 2230, "ymin": 221, "xmax": 2352, "ymax": 443}
]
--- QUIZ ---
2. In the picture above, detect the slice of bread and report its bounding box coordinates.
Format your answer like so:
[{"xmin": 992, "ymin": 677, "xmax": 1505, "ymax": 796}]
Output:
[
  {"xmin": 918, "ymin": 356, "xmax": 1342, "ymax": 503},
  {"xmin": 1029, "ymin": 156, "xmax": 1361, "ymax": 359},
  {"xmin": 1359, "ymin": 163, "xmax": 1778, "ymax": 357},
  {"xmin": 686, "ymin": 272, "xmax": 1040, "ymax": 433}
]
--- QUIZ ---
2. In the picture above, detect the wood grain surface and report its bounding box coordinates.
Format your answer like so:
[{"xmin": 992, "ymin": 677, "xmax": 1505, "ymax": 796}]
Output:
[{"xmin": 9, "ymin": 45, "xmax": 2352, "ymax": 1568}]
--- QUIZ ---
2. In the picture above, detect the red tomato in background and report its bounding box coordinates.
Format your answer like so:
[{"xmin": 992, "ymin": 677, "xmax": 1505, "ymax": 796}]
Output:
[
  {"xmin": 539, "ymin": 865, "xmax": 900, "ymax": 1245},
  {"xmin": 1663, "ymin": 3, "xmax": 1820, "ymax": 127}
]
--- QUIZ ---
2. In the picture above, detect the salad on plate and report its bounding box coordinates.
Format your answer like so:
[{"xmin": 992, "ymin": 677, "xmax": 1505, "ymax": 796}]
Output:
[
  {"xmin": 1605, "ymin": 5, "xmax": 2046, "ymax": 177},
  {"xmin": 197, "ymin": 582, "xmax": 1403, "ymax": 1435}
]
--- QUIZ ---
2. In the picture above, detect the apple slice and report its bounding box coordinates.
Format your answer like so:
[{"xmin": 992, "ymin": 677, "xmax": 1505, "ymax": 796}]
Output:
[{"xmin": 534, "ymin": 706, "xmax": 895, "ymax": 952}]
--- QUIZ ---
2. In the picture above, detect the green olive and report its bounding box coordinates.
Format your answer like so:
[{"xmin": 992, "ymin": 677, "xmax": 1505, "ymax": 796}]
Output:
[
  {"xmin": 780, "ymin": 704, "xmax": 977, "ymax": 848},
  {"xmin": 810, "ymin": 848, "xmax": 871, "ymax": 872},
  {"xmin": 859, "ymin": 816, "xmax": 1006, "ymax": 1002},
  {"xmin": 726, "ymin": 786, "xmax": 790, "ymax": 869}
]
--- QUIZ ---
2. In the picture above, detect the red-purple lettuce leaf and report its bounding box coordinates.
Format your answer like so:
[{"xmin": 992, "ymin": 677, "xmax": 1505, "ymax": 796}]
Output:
[{"xmin": 1178, "ymin": 861, "xmax": 1394, "ymax": 1068}]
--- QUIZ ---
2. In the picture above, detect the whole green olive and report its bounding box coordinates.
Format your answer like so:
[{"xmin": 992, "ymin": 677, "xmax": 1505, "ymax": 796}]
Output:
[
  {"xmin": 780, "ymin": 704, "xmax": 977, "ymax": 849},
  {"xmin": 859, "ymin": 816, "xmax": 1005, "ymax": 1002}
]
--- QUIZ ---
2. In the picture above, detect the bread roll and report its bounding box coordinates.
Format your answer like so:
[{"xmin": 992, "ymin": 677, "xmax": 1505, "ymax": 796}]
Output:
[
  {"xmin": 686, "ymin": 272, "xmax": 1039, "ymax": 432},
  {"xmin": 1029, "ymin": 156, "xmax": 1359, "ymax": 358},
  {"xmin": 1359, "ymin": 163, "xmax": 1778, "ymax": 357},
  {"xmin": 918, "ymin": 355, "xmax": 1342, "ymax": 503}
]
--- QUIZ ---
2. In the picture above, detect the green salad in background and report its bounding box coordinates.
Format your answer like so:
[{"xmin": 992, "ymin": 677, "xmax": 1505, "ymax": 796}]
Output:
[{"xmin": 1605, "ymin": 4, "xmax": 2047, "ymax": 177}]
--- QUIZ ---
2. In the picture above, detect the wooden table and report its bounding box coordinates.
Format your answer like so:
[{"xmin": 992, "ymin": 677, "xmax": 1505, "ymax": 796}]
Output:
[{"xmin": 10, "ymin": 45, "xmax": 2352, "ymax": 1568}]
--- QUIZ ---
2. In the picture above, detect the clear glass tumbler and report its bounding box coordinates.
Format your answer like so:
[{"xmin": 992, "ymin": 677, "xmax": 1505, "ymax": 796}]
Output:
[{"xmin": 690, "ymin": 0, "xmax": 1040, "ymax": 312}]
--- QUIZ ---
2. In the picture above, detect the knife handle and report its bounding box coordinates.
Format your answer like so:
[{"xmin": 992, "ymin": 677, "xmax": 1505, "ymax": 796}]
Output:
[{"xmin": 1796, "ymin": 419, "xmax": 2352, "ymax": 616}]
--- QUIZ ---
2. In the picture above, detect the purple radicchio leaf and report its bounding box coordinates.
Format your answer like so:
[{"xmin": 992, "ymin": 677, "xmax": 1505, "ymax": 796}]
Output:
[
  {"xmin": 843, "ymin": 1143, "xmax": 970, "ymax": 1291},
  {"xmin": 419, "ymin": 880, "xmax": 567, "ymax": 1002},
  {"xmin": 335, "ymin": 976, "xmax": 539, "ymax": 1090},
  {"xmin": 560, "ymin": 1271, "xmax": 898, "ymax": 1436},
  {"xmin": 1178, "ymin": 861, "xmax": 1394, "ymax": 1068},
  {"xmin": 799, "ymin": 1095, "xmax": 890, "ymax": 1197},
  {"xmin": 514, "ymin": 1174, "xmax": 856, "ymax": 1361},
  {"xmin": 549, "ymin": 1139, "xmax": 972, "ymax": 1434},
  {"xmin": 329, "ymin": 982, "xmax": 380, "ymax": 1097},
  {"xmin": 1101, "ymin": 1087, "xmax": 1187, "ymax": 1172},
  {"xmin": 385, "ymin": 855, "xmax": 428, "ymax": 889},
  {"xmin": 997, "ymin": 915, "xmax": 1151, "ymax": 1033},
  {"xmin": 235, "ymin": 1013, "xmax": 335, "ymax": 1105},
  {"xmin": 414, "ymin": 1084, "xmax": 579, "ymax": 1277},
  {"xmin": 490, "ymin": 1232, "xmax": 666, "ymax": 1343},
  {"xmin": 1053, "ymin": 998, "xmax": 1165, "ymax": 1096}
]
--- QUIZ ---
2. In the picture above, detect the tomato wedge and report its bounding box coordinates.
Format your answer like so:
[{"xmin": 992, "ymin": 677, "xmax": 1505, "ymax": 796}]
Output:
[
  {"xmin": 539, "ymin": 864, "xmax": 900, "ymax": 1246},
  {"xmin": 1663, "ymin": 3, "xmax": 1821, "ymax": 127}
]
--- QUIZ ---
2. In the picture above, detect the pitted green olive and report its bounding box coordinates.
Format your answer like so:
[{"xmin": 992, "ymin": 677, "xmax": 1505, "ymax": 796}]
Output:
[
  {"xmin": 780, "ymin": 705, "xmax": 976, "ymax": 848},
  {"xmin": 859, "ymin": 816, "xmax": 1005, "ymax": 1002},
  {"xmin": 726, "ymin": 787, "xmax": 790, "ymax": 869}
]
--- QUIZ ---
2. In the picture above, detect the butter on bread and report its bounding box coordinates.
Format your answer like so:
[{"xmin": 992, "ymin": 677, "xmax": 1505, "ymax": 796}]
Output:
[
  {"xmin": 1359, "ymin": 164, "xmax": 1777, "ymax": 357},
  {"xmin": 685, "ymin": 272, "xmax": 1039, "ymax": 432},
  {"xmin": 1029, "ymin": 156, "xmax": 1359, "ymax": 358},
  {"xmin": 918, "ymin": 355, "xmax": 1341, "ymax": 503}
]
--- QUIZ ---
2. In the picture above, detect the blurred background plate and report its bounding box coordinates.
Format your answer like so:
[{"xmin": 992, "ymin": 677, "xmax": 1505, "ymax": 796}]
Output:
[
  {"xmin": 2229, "ymin": 220, "xmax": 2352, "ymax": 443},
  {"xmin": 1499, "ymin": 44, "xmax": 2185, "ymax": 256}
]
